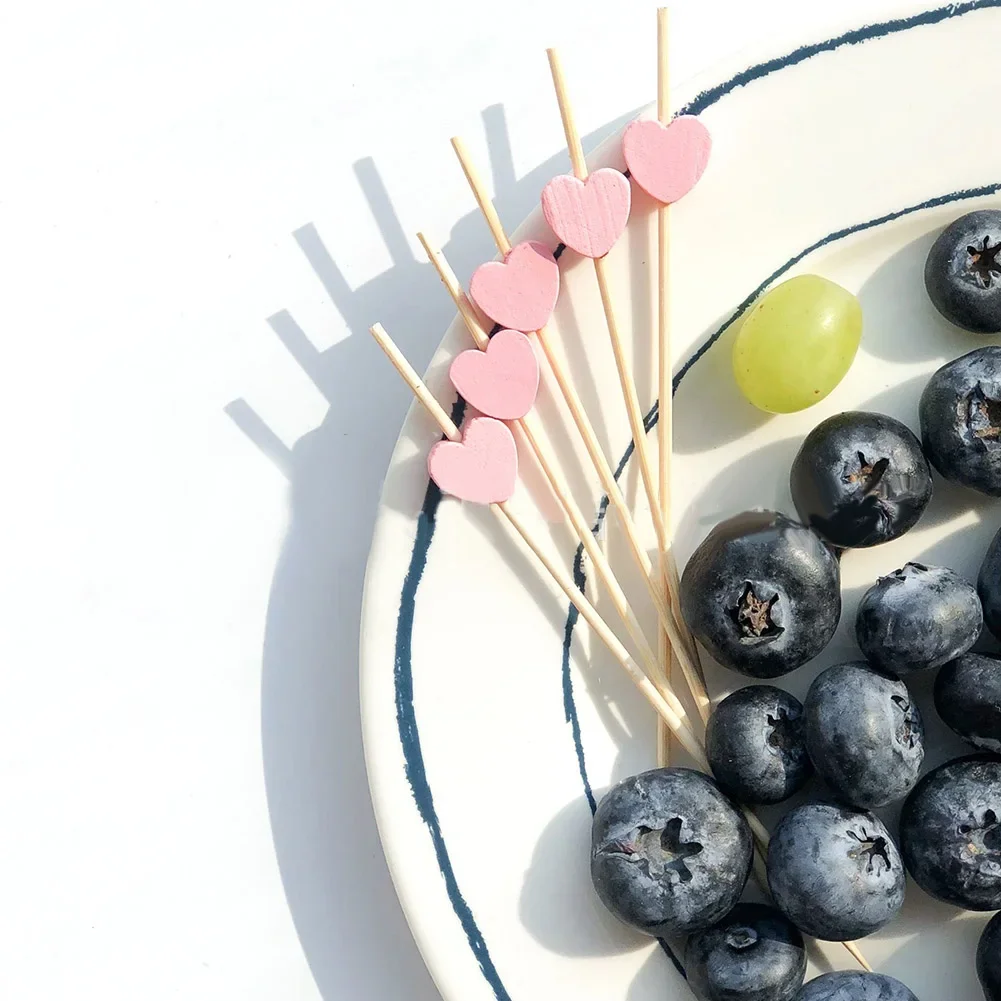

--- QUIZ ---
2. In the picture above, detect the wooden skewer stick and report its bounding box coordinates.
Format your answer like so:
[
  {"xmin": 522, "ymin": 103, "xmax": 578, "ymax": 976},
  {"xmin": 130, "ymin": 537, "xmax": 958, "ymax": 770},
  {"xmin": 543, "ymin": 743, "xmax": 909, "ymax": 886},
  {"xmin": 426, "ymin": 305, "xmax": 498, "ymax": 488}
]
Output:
[
  {"xmin": 540, "ymin": 51, "xmax": 710, "ymax": 724},
  {"xmin": 657, "ymin": 7, "xmax": 672, "ymax": 534},
  {"xmin": 449, "ymin": 137, "xmax": 710, "ymax": 726},
  {"xmin": 656, "ymin": 630, "xmax": 670, "ymax": 765},
  {"xmin": 368, "ymin": 321, "xmax": 708, "ymax": 767},
  {"xmin": 655, "ymin": 6, "xmax": 674, "ymax": 768},
  {"xmin": 546, "ymin": 46, "xmax": 667, "ymax": 555},
  {"xmin": 655, "ymin": 6, "xmax": 705, "ymax": 713},
  {"xmin": 842, "ymin": 942, "xmax": 874, "ymax": 973},
  {"xmin": 417, "ymin": 231, "xmax": 683, "ymax": 729}
]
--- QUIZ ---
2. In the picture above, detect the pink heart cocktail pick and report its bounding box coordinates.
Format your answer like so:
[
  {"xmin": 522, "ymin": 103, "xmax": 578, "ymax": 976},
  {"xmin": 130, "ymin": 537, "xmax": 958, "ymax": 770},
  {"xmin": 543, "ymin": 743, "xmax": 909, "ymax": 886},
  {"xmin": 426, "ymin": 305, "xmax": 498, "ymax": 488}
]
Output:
[
  {"xmin": 540, "ymin": 167, "xmax": 631, "ymax": 259},
  {"xmin": 468, "ymin": 241, "xmax": 560, "ymax": 333},
  {"xmin": 427, "ymin": 416, "xmax": 518, "ymax": 504},
  {"xmin": 449, "ymin": 329, "xmax": 540, "ymax": 421},
  {"xmin": 621, "ymin": 115, "xmax": 712, "ymax": 204}
]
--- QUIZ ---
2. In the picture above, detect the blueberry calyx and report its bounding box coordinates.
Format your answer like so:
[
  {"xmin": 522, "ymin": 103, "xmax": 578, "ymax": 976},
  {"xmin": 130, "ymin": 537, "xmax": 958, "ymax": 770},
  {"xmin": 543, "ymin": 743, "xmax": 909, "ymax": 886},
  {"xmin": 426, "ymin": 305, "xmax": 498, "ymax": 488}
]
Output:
[
  {"xmin": 968, "ymin": 235, "xmax": 1001, "ymax": 288},
  {"xmin": 599, "ymin": 817, "xmax": 704, "ymax": 883},
  {"xmin": 847, "ymin": 828, "xmax": 892, "ymax": 874},
  {"xmin": 882, "ymin": 561, "xmax": 928, "ymax": 586},
  {"xmin": 730, "ymin": 582, "xmax": 782, "ymax": 640},
  {"xmin": 966, "ymin": 384, "xmax": 1001, "ymax": 446},
  {"xmin": 844, "ymin": 450, "xmax": 890, "ymax": 494},
  {"xmin": 724, "ymin": 925, "xmax": 759, "ymax": 951},
  {"xmin": 818, "ymin": 450, "xmax": 894, "ymax": 543},
  {"xmin": 766, "ymin": 710, "xmax": 796, "ymax": 751},
  {"xmin": 891, "ymin": 694, "xmax": 918, "ymax": 748},
  {"xmin": 958, "ymin": 809, "xmax": 1001, "ymax": 874},
  {"xmin": 835, "ymin": 451, "xmax": 893, "ymax": 534}
]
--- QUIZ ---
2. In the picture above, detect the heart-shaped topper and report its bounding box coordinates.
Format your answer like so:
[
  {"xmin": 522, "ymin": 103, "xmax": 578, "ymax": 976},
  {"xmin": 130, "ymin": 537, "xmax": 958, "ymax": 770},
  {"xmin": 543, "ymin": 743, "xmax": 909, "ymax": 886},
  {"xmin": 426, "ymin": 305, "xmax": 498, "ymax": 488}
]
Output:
[
  {"xmin": 428, "ymin": 416, "xmax": 518, "ymax": 505},
  {"xmin": 541, "ymin": 167, "xmax": 631, "ymax": 259},
  {"xmin": 449, "ymin": 329, "xmax": 540, "ymax": 421},
  {"xmin": 621, "ymin": 116, "xmax": 712, "ymax": 205},
  {"xmin": 469, "ymin": 241, "xmax": 560, "ymax": 333}
]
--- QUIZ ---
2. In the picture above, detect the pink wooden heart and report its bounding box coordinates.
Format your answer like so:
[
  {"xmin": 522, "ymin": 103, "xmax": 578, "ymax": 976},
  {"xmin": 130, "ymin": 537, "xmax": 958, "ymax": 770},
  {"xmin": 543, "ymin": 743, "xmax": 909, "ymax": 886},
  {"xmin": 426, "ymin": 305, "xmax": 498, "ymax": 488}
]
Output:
[
  {"xmin": 621, "ymin": 116, "xmax": 712, "ymax": 204},
  {"xmin": 449, "ymin": 329, "xmax": 540, "ymax": 421},
  {"xmin": 540, "ymin": 168, "xmax": 631, "ymax": 259},
  {"xmin": 468, "ymin": 241, "xmax": 560, "ymax": 333},
  {"xmin": 427, "ymin": 416, "xmax": 518, "ymax": 504}
]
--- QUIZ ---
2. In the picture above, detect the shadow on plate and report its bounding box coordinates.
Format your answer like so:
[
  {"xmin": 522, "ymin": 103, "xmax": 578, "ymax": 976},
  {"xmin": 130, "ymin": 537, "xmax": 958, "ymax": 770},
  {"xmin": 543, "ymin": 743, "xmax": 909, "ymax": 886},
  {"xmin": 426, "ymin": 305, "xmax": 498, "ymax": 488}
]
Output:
[
  {"xmin": 856, "ymin": 226, "xmax": 974, "ymax": 364},
  {"xmin": 673, "ymin": 308, "xmax": 774, "ymax": 456},
  {"xmin": 672, "ymin": 368, "xmax": 1001, "ymax": 568},
  {"xmin": 225, "ymin": 104, "xmax": 638, "ymax": 1001},
  {"xmin": 877, "ymin": 889, "xmax": 985, "ymax": 999},
  {"xmin": 518, "ymin": 791, "xmax": 665, "ymax": 959},
  {"xmin": 517, "ymin": 786, "xmax": 841, "ymax": 995},
  {"xmin": 674, "ymin": 437, "xmax": 802, "ymax": 558}
]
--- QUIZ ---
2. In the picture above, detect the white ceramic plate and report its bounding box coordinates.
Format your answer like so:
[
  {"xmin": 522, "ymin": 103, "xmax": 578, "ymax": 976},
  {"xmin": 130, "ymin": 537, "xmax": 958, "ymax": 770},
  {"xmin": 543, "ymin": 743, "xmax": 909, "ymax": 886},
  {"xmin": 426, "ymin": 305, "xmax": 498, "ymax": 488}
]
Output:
[{"xmin": 361, "ymin": 4, "xmax": 1001, "ymax": 999}]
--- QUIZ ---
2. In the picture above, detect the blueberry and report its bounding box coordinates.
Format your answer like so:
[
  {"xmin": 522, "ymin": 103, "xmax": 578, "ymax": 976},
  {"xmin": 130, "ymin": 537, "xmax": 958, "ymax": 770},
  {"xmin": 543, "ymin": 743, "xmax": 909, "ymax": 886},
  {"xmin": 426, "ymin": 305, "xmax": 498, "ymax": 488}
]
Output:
[
  {"xmin": 925, "ymin": 210, "xmax": 1001, "ymax": 333},
  {"xmin": 680, "ymin": 511, "xmax": 841, "ymax": 679},
  {"xmin": 900, "ymin": 755, "xmax": 1001, "ymax": 910},
  {"xmin": 706, "ymin": 686, "xmax": 812, "ymax": 805},
  {"xmin": 978, "ymin": 911, "xmax": 1001, "ymax": 1001},
  {"xmin": 855, "ymin": 563, "xmax": 982, "ymax": 675},
  {"xmin": 793, "ymin": 972, "xmax": 919, "ymax": 1001},
  {"xmin": 920, "ymin": 346, "xmax": 1001, "ymax": 495},
  {"xmin": 590, "ymin": 768, "xmax": 753, "ymax": 937},
  {"xmin": 685, "ymin": 902, "xmax": 806, "ymax": 1001},
  {"xmin": 979, "ymin": 525, "xmax": 1001, "ymax": 640},
  {"xmin": 790, "ymin": 411, "xmax": 932, "ymax": 549},
  {"xmin": 935, "ymin": 654, "xmax": 1001, "ymax": 752},
  {"xmin": 803, "ymin": 662, "xmax": 924, "ymax": 808},
  {"xmin": 766, "ymin": 802, "xmax": 905, "ymax": 941}
]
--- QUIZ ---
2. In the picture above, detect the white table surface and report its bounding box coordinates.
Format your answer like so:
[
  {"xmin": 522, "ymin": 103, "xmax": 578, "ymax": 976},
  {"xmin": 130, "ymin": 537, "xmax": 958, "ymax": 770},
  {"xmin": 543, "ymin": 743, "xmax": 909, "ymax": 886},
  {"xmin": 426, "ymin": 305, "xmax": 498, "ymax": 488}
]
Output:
[{"xmin": 0, "ymin": 1, "xmax": 890, "ymax": 997}]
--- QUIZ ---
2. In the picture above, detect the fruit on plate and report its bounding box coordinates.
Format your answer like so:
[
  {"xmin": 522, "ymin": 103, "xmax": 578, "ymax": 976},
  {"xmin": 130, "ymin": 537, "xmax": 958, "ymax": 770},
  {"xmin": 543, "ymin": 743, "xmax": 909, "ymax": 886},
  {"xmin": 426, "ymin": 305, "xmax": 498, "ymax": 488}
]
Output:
[
  {"xmin": 793, "ymin": 972, "xmax": 919, "ymax": 1000},
  {"xmin": 705, "ymin": 685, "xmax": 812, "ymax": 805},
  {"xmin": 979, "ymin": 525, "xmax": 1001, "ymax": 641},
  {"xmin": 920, "ymin": 346, "xmax": 1001, "ymax": 495},
  {"xmin": 855, "ymin": 563, "xmax": 982, "ymax": 675},
  {"xmin": 789, "ymin": 411, "xmax": 932, "ymax": 549},
  {"xmin": 732, "ymin": 274, "xmax": 862, "ymax": 413},
  {"xmin": 684, "ymin": 902, "xmax": 806, "ymax": 1001},
  {"xmin": 925, "ymin": 209, "xmax": 1001, "ymax": 333},
  {"xmin": 899, "ymin": 756, "xmax": 1001, "ymax": 910},
  {"xmin": 803, "ymin": 662, "xmax": 924, "ymax": 808},
  {"xmin": 680, "ymin": 511, "xmax": 841, "ymax": 679},
  {"xmin": 589, "ymin": 768, "xmax": 753, "ymax": 937},
  {"xmin": 934, "ymin": 654, "xmax": 1001, "ymax": 752},
  {"xmin": 978, "ymin": 911, "xmax": 1001, "ymax": 1001},
  {"xmin": 766, "ymin": 802, "xmax": 905, "ymax": 941}
]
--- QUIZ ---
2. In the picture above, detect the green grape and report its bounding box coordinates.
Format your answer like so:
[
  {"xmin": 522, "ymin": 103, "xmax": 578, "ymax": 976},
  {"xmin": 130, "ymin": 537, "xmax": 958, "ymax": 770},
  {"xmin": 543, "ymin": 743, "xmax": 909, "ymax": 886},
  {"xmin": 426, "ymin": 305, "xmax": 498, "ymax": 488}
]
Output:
[{"xmin": 732, "ymin": 275, "xmax": 863, "ymax": 414}]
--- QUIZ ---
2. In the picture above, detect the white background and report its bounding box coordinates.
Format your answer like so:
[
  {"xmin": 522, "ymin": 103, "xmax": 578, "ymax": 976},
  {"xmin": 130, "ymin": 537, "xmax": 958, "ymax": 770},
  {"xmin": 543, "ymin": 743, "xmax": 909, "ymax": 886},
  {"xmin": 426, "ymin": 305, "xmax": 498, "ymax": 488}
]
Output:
[{"xmin": 0, "ymin": 1, "xmax": 889, "ymax": 998}]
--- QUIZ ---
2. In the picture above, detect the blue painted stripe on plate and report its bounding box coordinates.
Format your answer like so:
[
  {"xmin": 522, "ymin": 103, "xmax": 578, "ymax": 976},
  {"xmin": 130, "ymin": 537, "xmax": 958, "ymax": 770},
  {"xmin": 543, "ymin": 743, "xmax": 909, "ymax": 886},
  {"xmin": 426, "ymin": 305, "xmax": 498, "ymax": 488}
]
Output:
[{"xmin": 681, "ymin": 0, "xmax": 1001, "ymax": 119}]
